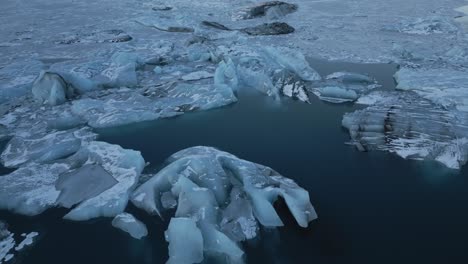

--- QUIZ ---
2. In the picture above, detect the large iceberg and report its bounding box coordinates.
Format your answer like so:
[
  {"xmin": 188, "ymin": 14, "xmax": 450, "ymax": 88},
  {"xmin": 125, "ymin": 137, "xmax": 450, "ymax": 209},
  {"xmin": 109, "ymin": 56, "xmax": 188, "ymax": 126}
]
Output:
[
  {"xmin": 343, "ymin": 92, "xmax": 468, "ymax": 169},
  {"xmin": 131, "ymin": 146, "xmax": 317, "ymax": 263}
]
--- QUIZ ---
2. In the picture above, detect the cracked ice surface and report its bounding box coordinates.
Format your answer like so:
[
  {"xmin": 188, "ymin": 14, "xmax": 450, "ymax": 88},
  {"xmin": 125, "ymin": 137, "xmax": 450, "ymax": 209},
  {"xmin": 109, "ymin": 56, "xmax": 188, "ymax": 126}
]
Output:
[{"xmin": 131, "ymin": 146, "xmax": 316, "ymax": 263}]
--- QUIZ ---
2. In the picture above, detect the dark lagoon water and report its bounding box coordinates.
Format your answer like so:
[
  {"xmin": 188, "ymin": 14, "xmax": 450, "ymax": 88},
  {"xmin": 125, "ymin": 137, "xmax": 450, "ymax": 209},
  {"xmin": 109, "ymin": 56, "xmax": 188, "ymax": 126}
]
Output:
[{"xmin": 2, "ymin": 59, "xmax": 468, "ymax": 264}]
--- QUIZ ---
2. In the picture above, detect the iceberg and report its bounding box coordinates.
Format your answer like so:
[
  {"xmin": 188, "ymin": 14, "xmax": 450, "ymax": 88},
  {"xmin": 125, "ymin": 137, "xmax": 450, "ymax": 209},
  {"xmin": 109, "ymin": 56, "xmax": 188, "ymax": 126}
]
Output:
[
  {"xmin": 132, "ymin": 146, "xmax": 316, "ymax": 263},
  {"xmin": 112, "ymin": 213, "xmax": 148, "ymax": 239},
  {"xmin": 343, "ymin": 92, "xmax": 468, "ymax": 169},
  {"xmin": 310, "ymin": 72, "xmax": 378, "ymax": 103}
]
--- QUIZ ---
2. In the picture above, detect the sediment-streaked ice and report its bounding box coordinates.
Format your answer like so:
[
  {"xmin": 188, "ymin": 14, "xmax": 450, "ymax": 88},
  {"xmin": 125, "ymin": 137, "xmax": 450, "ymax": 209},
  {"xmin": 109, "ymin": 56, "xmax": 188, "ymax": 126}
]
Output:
[{"xmin": 343, "ymin": 92, "xmax": 468, "ymax": 169}]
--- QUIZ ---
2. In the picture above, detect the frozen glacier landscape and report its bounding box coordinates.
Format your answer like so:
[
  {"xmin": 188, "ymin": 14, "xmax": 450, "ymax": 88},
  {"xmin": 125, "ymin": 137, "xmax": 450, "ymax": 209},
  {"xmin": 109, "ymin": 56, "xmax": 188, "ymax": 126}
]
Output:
[{"xmin": 1, "ymin": 0, "xmax": 468, "ymax": 263}]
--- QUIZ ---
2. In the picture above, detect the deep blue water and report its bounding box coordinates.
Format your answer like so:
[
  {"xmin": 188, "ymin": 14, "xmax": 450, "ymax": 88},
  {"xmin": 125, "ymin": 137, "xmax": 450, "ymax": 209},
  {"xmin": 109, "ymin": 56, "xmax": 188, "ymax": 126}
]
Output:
[{"xmin": 1, "ymin": 59, "xmax": 468, "ymax": 264}]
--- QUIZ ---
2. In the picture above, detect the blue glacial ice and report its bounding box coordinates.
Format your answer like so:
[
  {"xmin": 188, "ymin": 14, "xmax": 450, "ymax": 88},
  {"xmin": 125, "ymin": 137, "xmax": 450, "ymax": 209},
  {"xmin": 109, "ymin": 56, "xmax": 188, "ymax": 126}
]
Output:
[
  {"xmin": 131, "ymin": 146, "xmax": 317, "ymax": 263},
  {"xmin": 112, "ymin": 213, "xmax": 148, "ymax": 240}
]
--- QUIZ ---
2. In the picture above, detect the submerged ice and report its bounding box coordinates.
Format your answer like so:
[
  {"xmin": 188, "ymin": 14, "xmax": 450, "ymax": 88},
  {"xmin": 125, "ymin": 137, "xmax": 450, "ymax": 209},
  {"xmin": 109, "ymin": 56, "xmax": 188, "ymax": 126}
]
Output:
[{"xmin": 132, "ymin": 146, "xmax": 317, "ymax": 263}]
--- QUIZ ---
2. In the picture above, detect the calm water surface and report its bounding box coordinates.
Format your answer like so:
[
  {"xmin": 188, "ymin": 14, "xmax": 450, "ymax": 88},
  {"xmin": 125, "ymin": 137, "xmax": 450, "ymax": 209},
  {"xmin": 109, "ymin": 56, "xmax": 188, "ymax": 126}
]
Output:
[{"xmin": 1, "ymin": 59, "xmax": 468, "ymax": 264}]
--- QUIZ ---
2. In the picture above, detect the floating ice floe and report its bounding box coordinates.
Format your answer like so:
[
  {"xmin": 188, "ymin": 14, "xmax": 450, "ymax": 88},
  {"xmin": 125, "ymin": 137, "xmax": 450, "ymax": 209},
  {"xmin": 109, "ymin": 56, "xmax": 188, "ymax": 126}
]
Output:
[
  {"xmin": 394, "ymin": 67, "xmax": 468, "ymax": 112},
  {"xmin": 0, "ymin": 140, "xmax": 145, "ymax": 219},
  {"xmin": 310, "ymin": 72, "xmax": 379, "ymax": 103},
  {"xmin": 112, "ymin": 213, "xmax": 148, "ymax": 240},
  {"xmin": 343, "ymin": 92, "xmax": 468, "ymax": 169},
  {"xmin": 131, "ymin": 146, "xmax": 317, "ymax": 263},
  {"xmin": 15, "ymin": 232, "xmax": 39, "ymax": 251},
  {"xmin": 232, "ymin": 1, "xmax": 298, "ymax": 21}
]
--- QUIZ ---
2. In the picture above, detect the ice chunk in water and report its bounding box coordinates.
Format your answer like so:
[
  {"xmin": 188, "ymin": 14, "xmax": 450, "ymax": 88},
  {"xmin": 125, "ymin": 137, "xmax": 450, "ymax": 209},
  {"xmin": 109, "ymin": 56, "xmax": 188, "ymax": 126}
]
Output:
[
  {"xmin": 165, "ymin": 217, "xmax": 204, "ymax": 264},
  {"xmin": 15, "ymin": 232, "xmax": 38, "ymax": 251},
  {"xmin": 132, "ymin": 146, "xmax": 316, "ymax": 263},
  {"xmin": 343, "ymin": 92, "xmax": 468, "ymax": 169},
  {"xmin": 310, "ymin": 72, "xmax": 378, "ymax": 104},
  {"xmin": 112, "ymin": 213, "xmax": 148, "ymax": 240},
  {"xmin": 312, "ymin": 86, "xmax": 358, "ymax": 103},
  {"xmin": 55, "ymin": 164, "xmax": 118, "ymax": 208}
]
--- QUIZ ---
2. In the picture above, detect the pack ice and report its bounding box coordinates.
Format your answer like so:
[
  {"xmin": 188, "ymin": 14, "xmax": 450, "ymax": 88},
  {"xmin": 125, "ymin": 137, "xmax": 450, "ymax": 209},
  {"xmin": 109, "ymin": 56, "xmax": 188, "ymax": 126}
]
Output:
[{"xmin": 131, "ymin": 146, "xmax": 317, "ymax": 263}]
